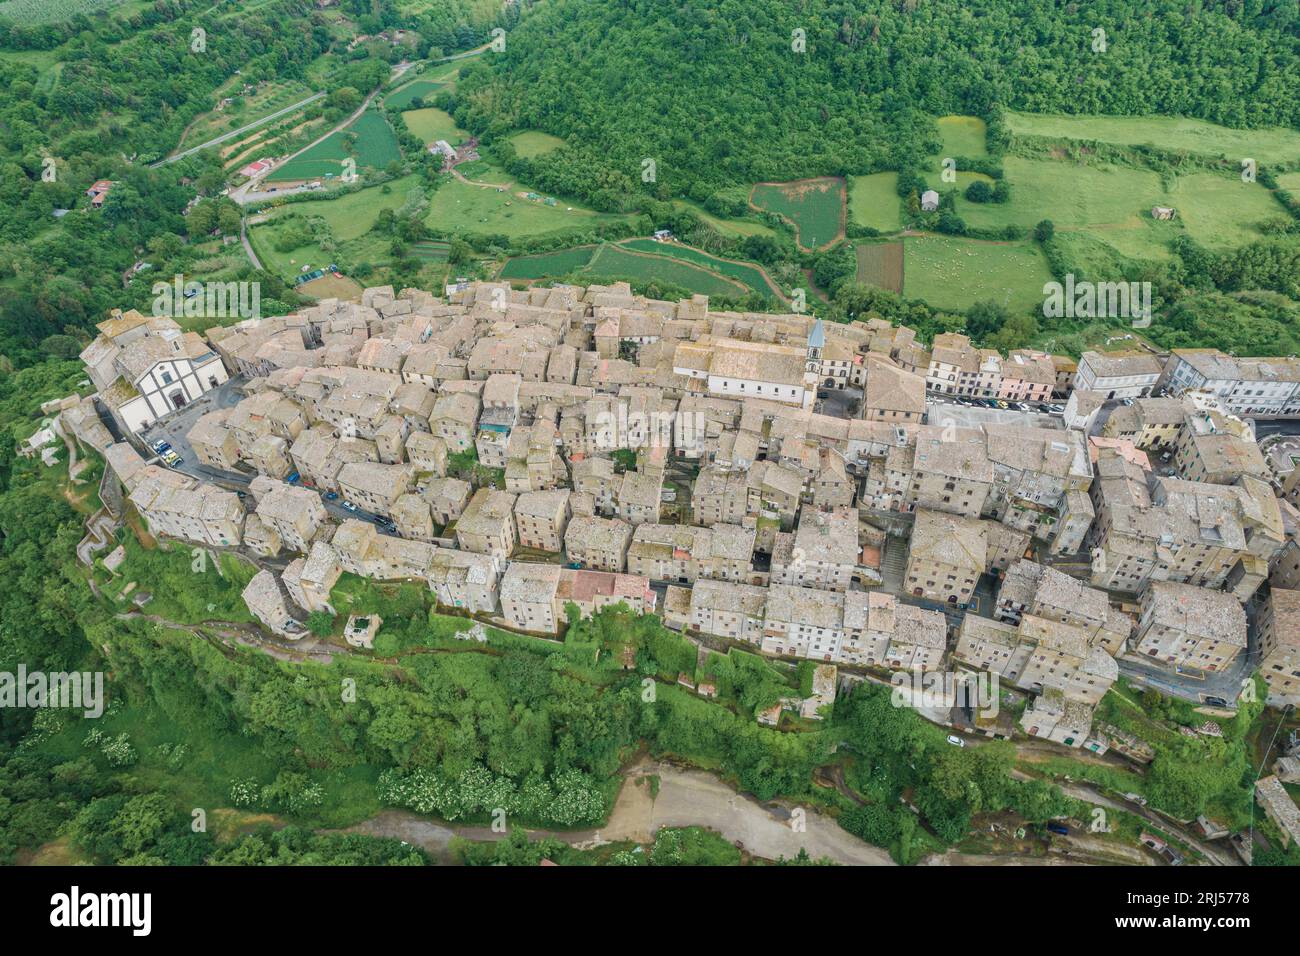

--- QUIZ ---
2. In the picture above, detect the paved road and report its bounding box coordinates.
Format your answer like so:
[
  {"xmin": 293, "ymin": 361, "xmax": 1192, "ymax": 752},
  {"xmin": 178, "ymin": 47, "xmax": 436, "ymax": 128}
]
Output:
[
  {"xmin": 151, "ymin": 92, "xmax": 326, "ymax": 167},
  {"xmin": 1253, "ymin": 418, "xmax": 1300, "ymax": 439},
  {"xmin": 240, "ymin": 215, "xmax": 263, "ymax": 271}
]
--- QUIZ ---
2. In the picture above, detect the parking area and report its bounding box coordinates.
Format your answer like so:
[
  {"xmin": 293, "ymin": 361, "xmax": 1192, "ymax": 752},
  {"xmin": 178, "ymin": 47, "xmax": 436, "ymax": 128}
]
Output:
[
  {"xmin": 139, "ymin": 375, "xmax": 248, "ymax": 475},
  {"xmin": 816, "ymin": 385, "xmax": 862, "ymax": 419},
  {"xmin": 136, "ymin": 375, "xmax": 403, "ymax": 538},
  {"xmin": 926, "ymin": 397, "xmax": 1064, "ymax": 431}
]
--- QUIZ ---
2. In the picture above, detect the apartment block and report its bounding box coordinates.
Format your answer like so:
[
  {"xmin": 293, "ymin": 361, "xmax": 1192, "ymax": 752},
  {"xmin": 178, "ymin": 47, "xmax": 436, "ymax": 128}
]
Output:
[
  {"xmin": 1257, "ymin": 588, "xmax": 1300, "ymax": 708},
  {"xmin": 1132, "ymin": 581, "xmax": 1247, "ymax": 673},
  {"xmin": 128, "ymin": 467, "xmax": 244, "ymax": 548},
  {"xmin": 770, "ymin": 507, "xmax": 860, "ymax": 591},
  {"xmin": 626, "ymin": 522, "xmax": 755, "ymax": 584},
  {"xmin": 905, "ymin": 509, "xmax": 987, "ymax": 606},
  {"xmin": 455, "ymin": 488, "xmax": 518, "ymax": 561},
  {"xmin": 337, "ymin": 461, "xmax": 415, "ymax": 516},
  {"xmin": 514, "ymin": 489, "xmax": 571, "ymax": 553},
  {"xmin": 1073, "ymin": 350, "xmax": 1163, "ymax": 400},
  {"xmin": 564, "ymin": 514, "xmax": 634, "ymax": 572}
]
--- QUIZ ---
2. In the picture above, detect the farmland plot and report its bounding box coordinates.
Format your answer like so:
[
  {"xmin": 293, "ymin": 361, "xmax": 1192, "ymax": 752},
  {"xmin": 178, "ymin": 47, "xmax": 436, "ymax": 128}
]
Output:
[{"xmin": 750, "ymin": 177, "xmax": 846, "ymax": 251}]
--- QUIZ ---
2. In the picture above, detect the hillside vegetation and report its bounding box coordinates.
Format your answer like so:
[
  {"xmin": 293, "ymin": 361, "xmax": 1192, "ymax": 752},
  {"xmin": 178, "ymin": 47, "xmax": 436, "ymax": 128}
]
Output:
[{"xmin": 456, "ymin": 0, "xmax": 1300, "ymax": 209}]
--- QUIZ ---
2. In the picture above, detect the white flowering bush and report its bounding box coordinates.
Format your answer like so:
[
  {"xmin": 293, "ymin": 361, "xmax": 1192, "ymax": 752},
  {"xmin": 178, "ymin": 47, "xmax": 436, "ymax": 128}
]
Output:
[
  {"xmin": 230, "ymin": 779, "xmax": 261, "ymax": 807},
  {"xmin": 101, "ymin": 733, "xmax": 137, "ymax": 767},
  {"xmin": 377, "ymin": 765, "xmax": 606, "ymax": 827}
]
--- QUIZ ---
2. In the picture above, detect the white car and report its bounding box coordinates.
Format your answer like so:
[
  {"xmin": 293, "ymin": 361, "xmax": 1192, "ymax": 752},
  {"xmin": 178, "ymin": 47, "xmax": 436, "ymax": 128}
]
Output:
[{"xmin": 945, "ymin": 735, "xmax": 965, "ymax": 748}]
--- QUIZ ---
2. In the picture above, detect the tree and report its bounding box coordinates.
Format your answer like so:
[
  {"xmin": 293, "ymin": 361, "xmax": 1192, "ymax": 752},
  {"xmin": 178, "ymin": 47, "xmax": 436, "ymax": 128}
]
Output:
[
  {"xmin": 1034, "ymin": 219, "xmax": 1055, "ymax": 243},
  {"xmin": 965, "ymin": 300, "xmax": 1009, "ymax": 340},
  {"xmin": 330, "ymin": 87, "xmax": 363, "ymax": 112},
  {"xmin": 305, "ymin": 611, "xmax": 335, "ymax": 637},
  {"xmin": 216, "ymin": 204, "xmax": 242, "ymax": 237}
]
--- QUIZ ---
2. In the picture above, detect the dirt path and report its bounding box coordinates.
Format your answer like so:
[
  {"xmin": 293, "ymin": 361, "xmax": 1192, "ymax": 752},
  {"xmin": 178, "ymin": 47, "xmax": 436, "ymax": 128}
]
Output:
[
  {"xmin": 342, "ymin": 758, "xmax": 896, "ymax": 865},
  {"xmin": 598, "ymin": 759, "xmax": 894, "ymax": 864},
  {"xmin": 451, "ymin": 167, "xmax": 513, "ymax": 190}
]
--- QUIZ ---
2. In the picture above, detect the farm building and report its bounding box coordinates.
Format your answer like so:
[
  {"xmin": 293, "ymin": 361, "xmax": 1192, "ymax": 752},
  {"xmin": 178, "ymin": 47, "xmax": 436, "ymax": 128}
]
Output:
[
  {"xmin": 86, "ymin": 180, "xmax": 115, "ymax": 209},
  {"xmin": 1151, "ymin": 206, "xmax": 1177, "ymax": 220},
  {"xmin": 920, "ymin": 189, "xmax": 939, "ymax": 212},
  {"xmin": 240, "ymin": 158, "xmax": 274, "ymax": 178}
]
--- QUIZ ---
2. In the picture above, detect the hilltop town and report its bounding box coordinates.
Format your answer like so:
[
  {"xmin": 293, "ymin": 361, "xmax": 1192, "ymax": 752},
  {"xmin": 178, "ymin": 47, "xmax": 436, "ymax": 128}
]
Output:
[{"xmin": 52, "ymin": 278, "xmax": 1298, "ymax": 831}]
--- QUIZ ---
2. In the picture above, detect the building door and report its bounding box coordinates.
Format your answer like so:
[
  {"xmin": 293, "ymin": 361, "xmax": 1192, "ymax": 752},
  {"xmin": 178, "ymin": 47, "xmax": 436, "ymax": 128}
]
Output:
[{"xmin": 170, "ymin": 390, "xmax": 187, "ymax": 409}]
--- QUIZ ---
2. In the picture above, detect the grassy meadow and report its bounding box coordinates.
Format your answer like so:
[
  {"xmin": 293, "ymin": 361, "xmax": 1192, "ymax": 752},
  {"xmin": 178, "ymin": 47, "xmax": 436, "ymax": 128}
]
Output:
[{"xmin": 903, "ymin": 234, "xmax": 1054, "ymax": 314}]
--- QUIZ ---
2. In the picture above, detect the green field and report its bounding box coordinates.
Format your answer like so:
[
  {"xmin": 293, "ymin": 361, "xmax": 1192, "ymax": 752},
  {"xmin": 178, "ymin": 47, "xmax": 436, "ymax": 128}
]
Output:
[
  {"xmin": 936, "ymin": 115, "xmax": 988, "ymax": 158},
  {"xmin": 953, "ymin": 155, "xmax": 1280, "ymax": 256},
  {"xmin": 848, "ymin": 172, "xmax": 902, "ymax": 232},
  {"xmin": 509, "ymin": 130, "xmax": 566, "ymax": 158},
  {"xmin": 180, "ymin": 78, "xmax": 315, "ymax": 149},
  {"xmin": 671, "ymin": 200, "xmax": 776, "ymax": 238},
  {"xmin": 264, "ymin": 135, "xmax": 349, "ymax": 182},
  {"xmin": 385, "ymin": 79, "xmax": 445, "ymax": 109},
  {"xmin": 1167, "ymin": 172, "xmax": 1287, "ymax": 248},
  {"xmin": 902, "ymin": 235, "xmax": 1054, "ymax": 314},
  {"xmin": 410, "ymin": 240, "xmax": 451, "ymax": 262},
  {"xmin": 1278, "ymin": 172, "xmax": 1300, "ymax": 193},
  {"xmin": 425, "ymin": 179, "xmax": 630, "ymax": 238},
  {"xmin": 750, "ymin": 177, "xmax": 845, "ymax": 251},
  {"xmin": 267, "ymin": 111, "xmax": 400, "ymax": 182},
  {"xmin": 0, "ymin": 0, "xmax": 134, "ymax": 21},
  {"xmin": 402, "ymin": 107, "xmax": 465, "ymax": 145},
  {"xmin": 499, "ymin": 245, "xmax": 597, "ymax": 280},
  {"xmin": 348, "ymin": 111, "xmax": 402, "ymax": 167},
  {"xmin": 855, "ymin": 240, "xmax": 904, "ymax": 294},
  {"xmin": 580, "ymin": 244, "xmax": 748, "ymax": 297},
  {"xmin": 620, "ymin": 239, "xmax": 780, "ymax": 300},
  {"xmin": 1007, "ymin": 112, "xmax": 1300, "ymax": 164},
  {"xmin": 250, "ymin": 175, "xmax": 423, "ymax": 278}
]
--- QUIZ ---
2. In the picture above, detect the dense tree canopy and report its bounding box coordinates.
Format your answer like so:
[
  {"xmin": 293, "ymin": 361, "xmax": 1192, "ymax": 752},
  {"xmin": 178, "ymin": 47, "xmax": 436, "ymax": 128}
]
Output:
[{"xmin": 457, "ymin": 0, "xmax": 1300, "ymax": 208}]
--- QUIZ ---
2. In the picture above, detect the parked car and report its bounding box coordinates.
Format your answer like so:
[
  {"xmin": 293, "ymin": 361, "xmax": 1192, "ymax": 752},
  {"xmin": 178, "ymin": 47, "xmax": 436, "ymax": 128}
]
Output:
[
  {"xmin": 170, "ymin": 458, "xmax": 184, "ymax": 468},
  {"xmin": 1046, "ymin": 821, "xmax": 1070, "ymax": 836},
  {"xmin": 324, "ymin": 491, "xmax": 338, "ymax": 501},
  {"xmin": 342, "ymin": 501, "xmax": 358, "ymax": 512},
  {"xmin": 945, "ymin": 735, "xmax": 965, "ymax": 748},
  {"xmin": 286, "ymin": 471, "xmax": 300, "ymax": 484},
  {"xmin": 151, "ymin": 440, "xmax": 171, "ymax": 454}
]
